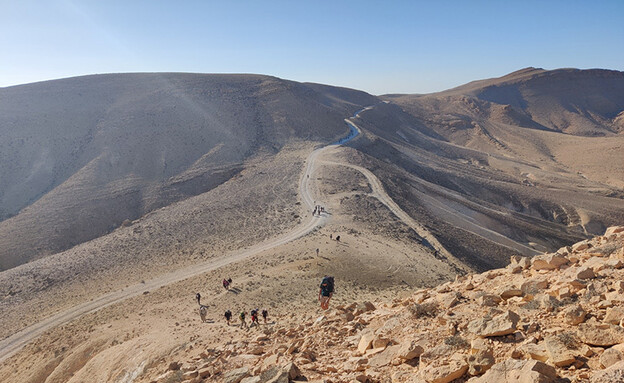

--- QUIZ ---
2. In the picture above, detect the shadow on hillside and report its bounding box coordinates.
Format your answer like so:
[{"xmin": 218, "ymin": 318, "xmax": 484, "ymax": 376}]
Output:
[{"xmin": 228, "ymin": 287, "xmax": 242, "ymax": 295}]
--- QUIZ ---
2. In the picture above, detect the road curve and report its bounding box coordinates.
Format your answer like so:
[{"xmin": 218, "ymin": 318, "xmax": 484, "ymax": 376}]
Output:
[{"xmin": 0, "ymin": 111, "xmax": 364, "ymax": 364}]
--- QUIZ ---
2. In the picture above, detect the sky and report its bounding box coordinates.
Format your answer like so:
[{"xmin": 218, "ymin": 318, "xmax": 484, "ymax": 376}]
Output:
[{"xmin": 1, "ymin": 0, "xmax": 623, "ymax": 95}]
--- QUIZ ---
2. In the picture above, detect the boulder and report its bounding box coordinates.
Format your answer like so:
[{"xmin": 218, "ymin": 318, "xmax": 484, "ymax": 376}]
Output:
[
  {"xmin": 600, "ymin": 347, "xmax": 624, "ymax": 369},
  {"xmin": 224, "ymin": 367, "xmax": 250, "ymax": 383},
  {"xmin": 520, "ymin": 279, "xmax": 549, "ymax": 294},
  {"xmin": 604, "ymin": 226, "xmax": 624, "ymax": 236},
  {"xmin": 572, "ymin": 241, "xmax": 591, "ymax": 252},
  {"xmin": 499, "ymin": 287, "xmax": 523, "ymax": 300},
  {"xmin": 240, "ymin": 377, "xmax": 261, "ymax": 383},
  {"xmin": 577, "ymin": 323, "xmax": 624, "ymax": 347},
  {"xmin": 591, "ymin": 360, "xmax": 624, "ymax": 383},
  {"xmin": 605, "ymin": 307, "xmax": 624, "ymax": 325},
  {"xmin": 544, "ymin": 336, "xmax": 576, "ymax": 367},
  {"xmin": 283, "ymin": 362, "xmax": 301, "ymax": 380},
  {"xmin": 476, "ymin": 294, "xmax": 502, "ymax": 307},
  {"xmin": 467, "ymin": 310, "xmax": 520, "ymax": 337},
  {"xmin": 577, "ymin": 267, "xmax": 596, "ymax": 280},
  {"xmin": 396, "ymin": 339, "xmax": 425, "ymax": 360},
  {"xmin": 467, "ymin": 349, "xmax": 495, "ymax": 376},
  {"xmin": 519, "ymin": 343, "xmax": 549, "ymax": 362},
  {"xmin": 437, "ymin": 292, "xmax": 461, "ymax": 309},
  {"xmin": 562, "ymin": 304, "xmax": 586, "ymax": 325},
  {"xmin": 418, "ymin": 358, "xmax": 468, "ymax": 383},
  {"xmin": 372, "ymin": 336, "xmax": 390, "ymax": 349},
  {"xmin": 357, "ymin": 332, "xmax": 375, "ymax": 353},
  {"xmin": 470, "ymin": 359, "xmax": 558, "ymax": 383},
  {"xmin": 532, "ymin": 254, "xmax": 568, "ymax": 271}
]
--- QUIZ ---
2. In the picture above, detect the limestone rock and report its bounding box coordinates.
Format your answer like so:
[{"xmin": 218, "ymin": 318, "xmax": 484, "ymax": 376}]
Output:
[
  {"xmin": 605, "ymin": 307, "xmax": 624, "ymax": 325},
  {"xmin": 470, "ymin": 359, "xmax": 558, "ymax": 383},
  {"xmin": 476, "ymin": 294, "xmax": 502, "ymax": 307},
  {"xmin": 562, "ymin": 304, "xmax": 586, "ymax": 325},
  {"xmin": 467, "ymin": 349, "xmax": 494, "ymax": 376},
  {"xmin": 437, "ymin": 292, "xmax": 461, "ymax": 309},
  {"xmin": 396, "ymin": 339, "xmax": 425, "ymax": 360},
  {"xmin": 591, "ymin": 360, "xmax": 624, "ymax": 383},
  {"xmin": 572, "ymin": 241, "xmax": 591, "ymax": 252},
  {"xmin": 467, "ymin": 310, "xmax": 520, "ymax": 337},
  {"xmin": 499, "ymin": 287, "xmax": 523, "ymax": 300},
  {"xmin": 600, "ymin": 347, "xmax": 624, "ymax": 368},
  {"xmin": 224, "ymin": 367, "xmax": 250, "ymax": 383},
  {"xmin": 519, "ymin": 343, "xmax": 549, "ymax": 362},
  {"xmin": 544, "ymin": 336, "xmax": 576, "ymax": 367},
  {"xmin": 520, "ymin": 279, "xmax": 549, "ymax": 294},
  {"xmin": 604, "ymin": 226, "xmax": 624, "ymax": 236},
  {"xmin": 577, "ymin": 267, "xmax": 596, "ymax": 280},
  {"xmin": 418, "ymin": 358, "xmax": 468, "ymax": 383},
  {"xmin": 532, "ymin": 254, "xmax": 568, "ymax": 271},
  {"xmin": 283, "ymin": 362, "xmax": 301, "ymax": 380},
  {"xmin": 577, "ymin": 323, "xmax": 624, "ymax": 347},
  {"xmin": 358, "ymin": 332, "xmax": 375, "ymax": 353}
]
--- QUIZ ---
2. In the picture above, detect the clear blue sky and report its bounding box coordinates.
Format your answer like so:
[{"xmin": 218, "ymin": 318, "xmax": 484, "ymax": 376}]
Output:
[{"xmin": 1, "ymin": 0, "xmax": 622, "ymax": 94}]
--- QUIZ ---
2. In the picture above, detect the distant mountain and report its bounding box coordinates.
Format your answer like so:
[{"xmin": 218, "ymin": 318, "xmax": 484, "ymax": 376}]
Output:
[
  {"xmin": 0, "ymin": 73, "xmax": 378, "ymax": 270},
  {"xmin": 351, "ymin": 68, "xmax": 624, "ymax": 269},
  {"xmin": 1, "ymin": 69, "xmax": 622, "ymax": 273}
]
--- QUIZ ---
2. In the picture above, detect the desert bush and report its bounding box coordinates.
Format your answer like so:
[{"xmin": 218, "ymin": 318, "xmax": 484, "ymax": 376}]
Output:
[
  {"xmin": 557, "ymin": 331, "xmax": 580, "ymax": 349},
  {"xmin": 444, "ymin": 335, "xmax": 470, "ymax": 349},
  {"xmin": 409, "ymin": 302, "xmax": 438, "ymax": 318}
]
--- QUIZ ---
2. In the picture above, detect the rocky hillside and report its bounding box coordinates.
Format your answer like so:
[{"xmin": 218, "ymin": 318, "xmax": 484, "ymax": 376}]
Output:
[
  {"xmin": 0, "ymin": 74, "xmax": 378, "ymax": 270},
  {"xmin": 144, "ymin": 226, "xmax": 624, "ymax": 383}
]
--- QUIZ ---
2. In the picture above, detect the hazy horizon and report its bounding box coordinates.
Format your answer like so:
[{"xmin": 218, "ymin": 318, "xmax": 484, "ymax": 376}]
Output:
[{"xmin": 1, "ymin": 0, "xmax": 623, "ymax": 95}]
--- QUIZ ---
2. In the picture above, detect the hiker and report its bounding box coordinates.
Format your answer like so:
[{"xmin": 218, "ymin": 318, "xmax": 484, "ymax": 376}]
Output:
[
  {"xmin": 316, "ymin": 248, "xmax": 319, "ymax": 257},
  {"xmin": 240, "ymin": 311, "xmax": 247, "ymax": 328},
  {"xmin": 329, "ymin": 234, "xmax": 332, "ymax": 240},
  {"xmin": 224, "ymin": 310, "xmax": 232, "ymax": 325},
  {"xmin": 319, "ymin": 275, "xmax": 335, "ymax": 310},
  {"xmin": 199, "ymin": 305, "xmax": 208, "ymax": 322},
  {"xmin": 195, "ymin": 292, "xmax": 201, "ymax": 305},
  {"xmin": 262, "ymin": 309, "xmax": 268, "ymax": 324},
  {"xmin": 250, "ymin": 309, "xmax": 259, "ymax": 327},
  {"xmin": 223, "ymin": 278, "xmax": 230, "ymax": 290},
  {"xmin": 336, "ymin": 235, "xmax": 340, "ymax": 242}
]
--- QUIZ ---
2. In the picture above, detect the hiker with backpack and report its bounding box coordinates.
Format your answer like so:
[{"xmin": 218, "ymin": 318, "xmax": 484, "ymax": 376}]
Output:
[
  {"xmin": 239, "ymin": 311, "xmax": 247, "ymax": 328},
  {"xmin": 250, "ymin": 309, "xmax": 260, "ymax": 327},
  {"xmin": 319, "ymin": 275, "xmax": 335, "ymax": 310},
  {"xmin": 224, "ymin": 310, "xmax": 232, "ymax": 325},
  {"xmin": 195, "ymin": 293, "xmax": 201, "ymax": 305},
  {"xmin": 223, "ymin": 278, "xmax": 230, "ymax": 290},
  {"xmin": 262, "ymin": 309, "xmax": 268, "ymax": 324}
]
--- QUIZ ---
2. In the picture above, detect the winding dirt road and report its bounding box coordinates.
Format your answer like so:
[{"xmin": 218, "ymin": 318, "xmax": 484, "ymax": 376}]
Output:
[{"xmin": 0, "ymin": 109, "xmax": 367, "ymax": 364}]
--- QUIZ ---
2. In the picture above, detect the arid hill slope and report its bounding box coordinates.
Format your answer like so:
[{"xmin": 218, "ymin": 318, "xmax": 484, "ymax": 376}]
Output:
[
  {"xmin": 339, "ymin": 68, "xmax": 624, "ymax": 269},
  {"xmin": 0, "ymin": 74, "xmax": 378, "ymax": 270}
]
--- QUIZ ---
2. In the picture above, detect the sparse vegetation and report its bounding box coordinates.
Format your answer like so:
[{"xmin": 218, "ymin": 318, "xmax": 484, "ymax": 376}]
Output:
[
  {"xmin": 444, "ymin": 335, "xmax": 470, "ymax": 349},
  {"xmin": 408, "ymin": 302, "xmax": 439, "ymax": 318},
  {"xmin": 557, "ymin": 331, "xmax": 580, "ymax": 350}
]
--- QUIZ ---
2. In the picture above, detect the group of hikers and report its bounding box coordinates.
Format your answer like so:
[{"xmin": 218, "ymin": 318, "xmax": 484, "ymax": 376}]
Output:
[
  {"xmin": 312, "ymin": 205, "xmax": 325, "ymax": 216},
  {"xmin": 195, "ymin": 274, "xmax": 336, "ymax": 324}
]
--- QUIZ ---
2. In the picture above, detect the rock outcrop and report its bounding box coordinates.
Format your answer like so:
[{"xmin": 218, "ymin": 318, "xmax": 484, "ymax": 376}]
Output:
[{"xmin": 144, "ymin": 226, "xmax": 624, "ymax": 383}]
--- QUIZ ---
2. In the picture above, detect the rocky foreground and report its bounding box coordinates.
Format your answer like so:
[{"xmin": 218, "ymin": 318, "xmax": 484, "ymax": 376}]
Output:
[{"xmin": 147, "ymin": 227, "xmax": 624, "ymax": 383}]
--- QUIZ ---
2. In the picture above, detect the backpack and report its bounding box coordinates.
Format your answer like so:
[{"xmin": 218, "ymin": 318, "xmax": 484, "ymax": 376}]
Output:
[{"xmin": 321, "ymin": 276, "xmax": 335, "ymax": 294}]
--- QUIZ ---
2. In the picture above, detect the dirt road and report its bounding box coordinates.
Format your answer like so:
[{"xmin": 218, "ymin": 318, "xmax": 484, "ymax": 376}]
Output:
[{"xmin": 0, "ymin": 110, "xmax": 366, "ymax": 363}]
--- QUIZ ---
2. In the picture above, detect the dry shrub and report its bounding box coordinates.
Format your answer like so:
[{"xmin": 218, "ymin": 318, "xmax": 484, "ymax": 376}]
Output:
[{"xmin": 409, "ymin": 302, "xmax": 438, "ymax": 318}]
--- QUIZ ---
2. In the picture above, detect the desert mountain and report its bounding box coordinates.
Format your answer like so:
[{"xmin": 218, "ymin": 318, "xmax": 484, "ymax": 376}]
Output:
[
  {"xmin": 0, "ymin": 73, "xmax": 377, "ymax": 270},
  {"xmin": 1, "ymin": 69, "xmax": 623, "ymax": 383}
]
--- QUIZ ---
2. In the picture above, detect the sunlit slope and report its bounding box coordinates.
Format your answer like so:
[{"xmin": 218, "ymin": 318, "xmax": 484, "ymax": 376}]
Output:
[{"xmin": 0, "ymin": 73, "xmax": 378, "ymax": 270}]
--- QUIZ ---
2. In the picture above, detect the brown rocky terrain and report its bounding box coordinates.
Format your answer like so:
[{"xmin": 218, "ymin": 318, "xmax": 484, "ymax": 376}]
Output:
[
  {"xmin": 118, "ymin": 226, "xmax": 624, "ymax": 383},
  {"xmin": 1, "ymin": 69, "xmax": 623, "ymax": 383}
]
